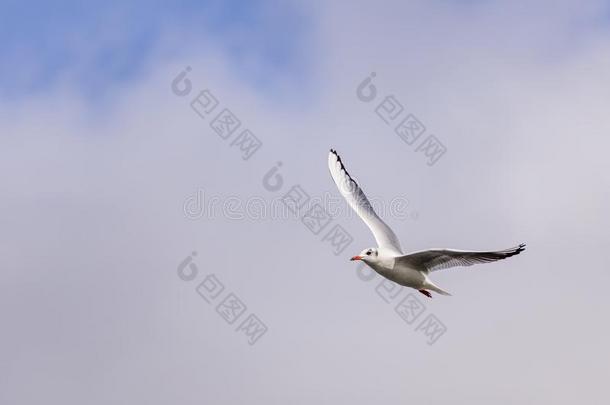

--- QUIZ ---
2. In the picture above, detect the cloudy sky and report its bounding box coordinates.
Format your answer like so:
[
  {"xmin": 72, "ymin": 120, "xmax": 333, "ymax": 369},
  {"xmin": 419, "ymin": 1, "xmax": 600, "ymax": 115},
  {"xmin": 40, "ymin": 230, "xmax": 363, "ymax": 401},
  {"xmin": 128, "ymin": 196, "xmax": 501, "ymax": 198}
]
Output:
[{"xmin": 2, "ymin": 0, "xmax": 609, "ymax": 403}]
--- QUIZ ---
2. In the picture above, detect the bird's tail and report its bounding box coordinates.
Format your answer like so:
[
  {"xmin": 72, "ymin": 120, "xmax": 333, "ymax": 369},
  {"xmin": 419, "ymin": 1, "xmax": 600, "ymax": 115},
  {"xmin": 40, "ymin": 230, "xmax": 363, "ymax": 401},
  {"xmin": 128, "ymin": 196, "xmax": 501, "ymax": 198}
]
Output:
[{"xmin": 424, "ymin": 281, "xmax": 452, "ymax": 296}]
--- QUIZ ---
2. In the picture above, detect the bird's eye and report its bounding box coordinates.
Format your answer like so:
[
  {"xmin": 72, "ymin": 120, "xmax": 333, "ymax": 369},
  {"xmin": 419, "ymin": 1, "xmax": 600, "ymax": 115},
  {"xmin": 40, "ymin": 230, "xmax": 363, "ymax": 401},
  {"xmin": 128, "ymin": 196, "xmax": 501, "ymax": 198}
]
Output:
[{"xmin": 366, "ymin": 251, "xmax": 371, "ymax": 255}]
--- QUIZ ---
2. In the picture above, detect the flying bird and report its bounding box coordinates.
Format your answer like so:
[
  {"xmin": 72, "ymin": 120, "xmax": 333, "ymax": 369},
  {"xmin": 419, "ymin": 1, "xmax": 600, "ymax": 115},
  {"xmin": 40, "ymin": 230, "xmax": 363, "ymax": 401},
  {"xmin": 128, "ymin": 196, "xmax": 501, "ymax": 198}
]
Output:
[{"xmin": 328, "ymin": 149, "xmax": 525, "ymax": 297}]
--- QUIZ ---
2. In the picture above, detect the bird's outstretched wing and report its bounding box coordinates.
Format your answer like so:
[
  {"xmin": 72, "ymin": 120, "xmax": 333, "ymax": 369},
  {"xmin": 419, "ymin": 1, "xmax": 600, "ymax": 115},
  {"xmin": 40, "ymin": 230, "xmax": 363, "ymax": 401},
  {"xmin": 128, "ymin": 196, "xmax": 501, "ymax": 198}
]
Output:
[
  {"xmin": 397, "ymin": 244, "xmax": 526, "ymax": 273},
  {"xmin": 328, "ymin": 149, "xmax": 403, "ymax": 255}
]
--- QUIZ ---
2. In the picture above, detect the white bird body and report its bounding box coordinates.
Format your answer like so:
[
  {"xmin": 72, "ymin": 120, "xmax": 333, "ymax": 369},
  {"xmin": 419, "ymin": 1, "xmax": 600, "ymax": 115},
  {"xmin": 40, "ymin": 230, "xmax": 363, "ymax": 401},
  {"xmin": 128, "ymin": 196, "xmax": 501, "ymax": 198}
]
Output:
[
  {"xmin": 353, "ymin": 248, "xmax": 446, "ymax": 296},
  {"xmin": 368, "ymin": 257, "xmax": 427, "ymax": 290},
  {"xmin": 328, "ymin": 149, "xmax": 525, "ymax": 298}
]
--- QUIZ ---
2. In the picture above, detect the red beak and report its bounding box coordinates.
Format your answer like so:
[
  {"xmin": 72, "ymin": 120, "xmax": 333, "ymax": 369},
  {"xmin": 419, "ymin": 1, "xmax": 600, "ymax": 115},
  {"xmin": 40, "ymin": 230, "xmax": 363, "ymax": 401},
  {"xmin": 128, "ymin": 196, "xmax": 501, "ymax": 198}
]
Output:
[{"xmin": 350, "ymin": 255, "xmax": 363, "ymax": 261}]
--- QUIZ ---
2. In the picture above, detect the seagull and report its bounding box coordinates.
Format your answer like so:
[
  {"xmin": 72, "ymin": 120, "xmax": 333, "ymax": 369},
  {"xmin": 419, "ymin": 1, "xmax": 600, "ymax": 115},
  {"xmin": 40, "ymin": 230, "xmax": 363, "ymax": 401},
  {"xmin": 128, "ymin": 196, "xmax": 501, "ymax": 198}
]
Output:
[{"xmin": 328, "ymin": 149, "xmax": 525, "ymax": 297}]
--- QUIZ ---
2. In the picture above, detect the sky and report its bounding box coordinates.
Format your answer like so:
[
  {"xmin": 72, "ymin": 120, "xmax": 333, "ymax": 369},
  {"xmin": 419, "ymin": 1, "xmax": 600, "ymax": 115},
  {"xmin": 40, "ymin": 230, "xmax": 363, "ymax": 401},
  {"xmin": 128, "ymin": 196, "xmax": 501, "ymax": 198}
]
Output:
[{"xmin": 1, "ymin": 0, "xmax": 610, "ymax": 404}]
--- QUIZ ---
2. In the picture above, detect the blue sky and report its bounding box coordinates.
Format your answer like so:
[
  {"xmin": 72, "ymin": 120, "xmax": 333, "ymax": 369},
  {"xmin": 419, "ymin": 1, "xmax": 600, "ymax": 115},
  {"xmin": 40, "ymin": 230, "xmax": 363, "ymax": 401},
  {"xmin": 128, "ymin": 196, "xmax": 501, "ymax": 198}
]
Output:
[{"xmin": 0, "ymin": 0, "xmax": 310, "ymax": 99}]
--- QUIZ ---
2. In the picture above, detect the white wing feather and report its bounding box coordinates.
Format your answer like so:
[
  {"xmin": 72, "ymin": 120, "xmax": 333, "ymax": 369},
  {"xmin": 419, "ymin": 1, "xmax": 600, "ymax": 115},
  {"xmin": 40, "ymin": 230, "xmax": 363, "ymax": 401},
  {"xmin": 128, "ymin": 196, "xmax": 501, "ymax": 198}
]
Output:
[
  {"xmin": 397, "ymin": 244, "xmax": 526, "ymax": 272},
  {"xmin": 328, "ymin": 149, "xmax": 403, "ymax": 255}
]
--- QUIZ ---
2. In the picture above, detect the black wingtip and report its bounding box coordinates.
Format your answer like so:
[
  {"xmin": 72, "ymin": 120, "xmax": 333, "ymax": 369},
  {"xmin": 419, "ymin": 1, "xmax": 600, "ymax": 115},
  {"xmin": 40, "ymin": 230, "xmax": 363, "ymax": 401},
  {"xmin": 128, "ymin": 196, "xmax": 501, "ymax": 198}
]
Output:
[
  {"xmin": 328, "ymin": 148, "xmax": 359, "ymax": 187},
  {"xmin": 506, "ymin": 243, "xmax": 526, "ymax": 258},
  {"xmin": 330, "ymin": 149, "xmax": 352, "ymax": 176}
]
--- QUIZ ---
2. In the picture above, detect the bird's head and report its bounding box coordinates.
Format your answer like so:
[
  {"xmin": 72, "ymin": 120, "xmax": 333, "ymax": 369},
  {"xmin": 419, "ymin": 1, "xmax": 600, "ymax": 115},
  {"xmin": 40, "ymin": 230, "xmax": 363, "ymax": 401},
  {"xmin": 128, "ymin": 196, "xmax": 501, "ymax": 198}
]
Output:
[{"xmin": 350, "ymin": 248, "xmax": 379, "ymax": 262}]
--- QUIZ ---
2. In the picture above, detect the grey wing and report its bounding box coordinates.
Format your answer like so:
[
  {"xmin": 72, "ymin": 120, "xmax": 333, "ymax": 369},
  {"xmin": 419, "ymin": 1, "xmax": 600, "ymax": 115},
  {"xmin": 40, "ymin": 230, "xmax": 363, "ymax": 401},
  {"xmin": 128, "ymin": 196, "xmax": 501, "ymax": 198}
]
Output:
[
  {"xmin": 328, "ymin": 149, "xmax": 403, "ymax": 255},
  {"xmin": 397, "ymin": 244, "xmax": 526, "ymax": 272}
]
